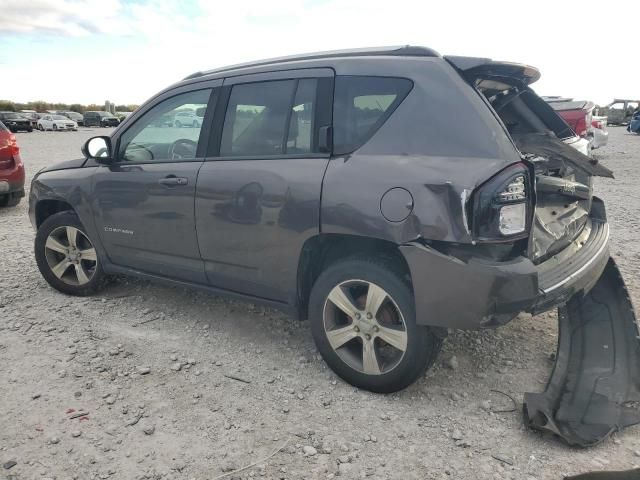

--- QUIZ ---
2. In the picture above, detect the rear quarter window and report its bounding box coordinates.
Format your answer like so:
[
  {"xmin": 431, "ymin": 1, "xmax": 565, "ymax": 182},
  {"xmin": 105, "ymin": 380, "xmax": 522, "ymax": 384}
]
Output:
[{"xmin": 333, "ymin": 76, "xmax": 413, "ymax": 155}]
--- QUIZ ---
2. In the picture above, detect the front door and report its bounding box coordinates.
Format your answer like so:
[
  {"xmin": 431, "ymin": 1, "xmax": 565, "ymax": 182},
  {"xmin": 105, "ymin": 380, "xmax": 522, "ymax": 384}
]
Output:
[
  {"xmin": 91, "ymin": 87, "xmax": 216, "ymax": 283},
  {"xmin": 195, "ymin": 71, "xmax": 333, "ymax": 302}
]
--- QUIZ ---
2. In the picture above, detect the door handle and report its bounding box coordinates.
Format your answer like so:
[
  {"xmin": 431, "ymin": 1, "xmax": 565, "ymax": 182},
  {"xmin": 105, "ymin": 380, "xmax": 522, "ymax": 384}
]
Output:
[{"xmin": 158, "ymin": 176, "xmax": 188, "ymax": 186}]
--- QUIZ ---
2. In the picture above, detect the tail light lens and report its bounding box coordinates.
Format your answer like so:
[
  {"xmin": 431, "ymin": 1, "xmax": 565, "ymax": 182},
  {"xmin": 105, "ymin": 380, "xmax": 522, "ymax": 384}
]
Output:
[
  {"xmin": 9, "ymin": 134, "xmax": 19, "ymax": 157},
  {"xmin": 469, "ymin": 163, "xmax": 532, "ymax": 241},
  {"xmin": 0, "ymin": 134, "xmax": 19, "ymax": 170}
]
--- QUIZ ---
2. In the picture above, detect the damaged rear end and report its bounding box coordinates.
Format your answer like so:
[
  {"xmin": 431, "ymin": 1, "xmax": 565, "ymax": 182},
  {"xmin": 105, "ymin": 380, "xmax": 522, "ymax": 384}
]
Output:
[{"xmin": 448, "ymin": 57, "xmax": 640, "ymax": 446}]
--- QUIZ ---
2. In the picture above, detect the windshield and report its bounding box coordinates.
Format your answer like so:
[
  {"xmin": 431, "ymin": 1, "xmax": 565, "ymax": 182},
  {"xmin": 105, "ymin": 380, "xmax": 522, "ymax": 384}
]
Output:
[
  {"xmin": 4, "ymin": 113, "xmax": 23, "ymax": 119},
  {"xmin": 98, "ymin": 112, "xmax": 114, "ymax": 118},
  {"xmin": 52, "ymin": 115, "xmax": 68, "ymax": 120}
]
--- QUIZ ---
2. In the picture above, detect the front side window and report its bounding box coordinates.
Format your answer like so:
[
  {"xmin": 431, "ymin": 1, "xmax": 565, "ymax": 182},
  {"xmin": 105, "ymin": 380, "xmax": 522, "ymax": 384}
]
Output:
[
  {"xmin": 220, "ymin": 79, "xmax": 317, "ymax": 157},
  {"xmin": 333, "ymin": 76, "xmax": 413, "ymax": 155},
  {"xmin": 118, "ymin": 89, "xmax": 211, "ymax": 163}
]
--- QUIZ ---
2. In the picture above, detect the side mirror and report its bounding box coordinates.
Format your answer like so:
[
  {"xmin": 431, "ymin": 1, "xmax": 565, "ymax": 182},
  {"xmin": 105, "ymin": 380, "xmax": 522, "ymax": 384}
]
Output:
[{"xmin": 82, "ymin": 136, "xmax": 113, "ymax": 164}]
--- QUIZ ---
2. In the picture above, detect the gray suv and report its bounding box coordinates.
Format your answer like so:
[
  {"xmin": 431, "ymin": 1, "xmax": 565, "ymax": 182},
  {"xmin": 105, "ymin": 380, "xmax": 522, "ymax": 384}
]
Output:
[{"xmin": 28, "ymin": 46, "xmax": 627, "ymax": 396}]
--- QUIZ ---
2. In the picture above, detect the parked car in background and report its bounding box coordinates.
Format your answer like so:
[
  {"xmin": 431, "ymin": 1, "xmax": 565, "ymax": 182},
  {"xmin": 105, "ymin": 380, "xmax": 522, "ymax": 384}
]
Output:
[
  {"xmin": 151, "ymin": 113, "xmax": 174, "ymax": 127},
  {"xmin": 173, "ymin": 109, "xmax": 203, "ymax": 128},
  {"xmin": 544, "ymin": 97, "xmax": 594, "ymax": 137},
  {"xmin": 0, "ymin": 112, "xmax": 33, "ymax": 132},
  {"xmin": 605, "ymin": 99, "xmax": 640, "ymax": 125},
  {"xmin": 84, "ymin": 111, "xmax": 120, "ymax": 127},
  {"xmin": 20, "ymin": 110, "xmax": 39, "ymax": 129},
  {"xmin": 116, "ymin": 111, "xmax": 133, "ymax": 123},
  {"xmin": 591, "ymin": 116, "xmax": 609, "ymax": 148},
  {"xmin": 29, "ymin": 47, "xmax": 623, "ymax": 403},
  {"xmin": 38, "ymin": 114, "xmax": 78, "ymax": 131},
  {"xmin": 0, "ymin": 121, "xmax": 25, "ymax": 207},
  {"xmin": 628, "ymin": 111, "xmax": 640, "ymax": 134},
  {"xmin": 58, "ymin": 111, "xmax": 84, "ymax": 126}
]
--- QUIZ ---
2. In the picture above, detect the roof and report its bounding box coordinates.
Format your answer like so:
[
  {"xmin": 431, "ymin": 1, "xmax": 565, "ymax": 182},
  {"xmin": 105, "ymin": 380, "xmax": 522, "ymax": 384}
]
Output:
[{"xmin": 183, "ymin": 45, "xmax": 440, "ymax": 80}]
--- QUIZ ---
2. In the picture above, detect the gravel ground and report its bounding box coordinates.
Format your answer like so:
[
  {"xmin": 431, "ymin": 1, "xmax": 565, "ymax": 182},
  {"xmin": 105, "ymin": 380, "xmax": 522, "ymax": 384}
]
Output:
[{"xmin": 1, "ymin": 127, "xmax": 639, "ymax": 480}]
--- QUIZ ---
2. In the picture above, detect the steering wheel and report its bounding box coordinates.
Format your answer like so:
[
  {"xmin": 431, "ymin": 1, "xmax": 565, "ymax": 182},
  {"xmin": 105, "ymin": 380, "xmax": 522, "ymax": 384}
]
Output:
[{"xmin": 168, "ymin": 139, "xmax": 197, "ymax": 161}]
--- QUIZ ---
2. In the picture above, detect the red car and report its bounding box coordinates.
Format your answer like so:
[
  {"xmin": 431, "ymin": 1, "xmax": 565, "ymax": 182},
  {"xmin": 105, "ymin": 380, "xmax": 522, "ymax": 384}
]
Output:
[
  {"xmin": 544, "ymin": 97, "xmax": 594, "ymax": 140},
  {"xmin": 0, "ymin": 121, "xmax": 25, "ymax": 207}
]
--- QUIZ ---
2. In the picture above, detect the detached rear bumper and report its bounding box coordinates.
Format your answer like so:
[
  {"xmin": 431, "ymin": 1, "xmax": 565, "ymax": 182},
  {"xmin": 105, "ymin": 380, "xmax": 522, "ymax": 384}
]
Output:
[{"xmin": 401, "ymin": 198, "xmax": 610, "ymax": 329}]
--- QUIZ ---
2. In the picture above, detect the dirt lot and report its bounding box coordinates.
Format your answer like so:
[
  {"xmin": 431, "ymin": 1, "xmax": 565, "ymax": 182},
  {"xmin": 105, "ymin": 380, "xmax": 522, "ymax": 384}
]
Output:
[{"xmin": 1, "ymin": 127, "xmax": 639, "ymax": 480}]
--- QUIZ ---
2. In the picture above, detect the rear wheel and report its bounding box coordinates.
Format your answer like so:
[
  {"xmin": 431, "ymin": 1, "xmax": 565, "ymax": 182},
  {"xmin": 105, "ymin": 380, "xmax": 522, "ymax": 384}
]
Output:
[
  {"xmin": 35, "ymin": 211, "xmax": 105, "ymax": 296},
  {"xmin": 38, "ymin": 124, "xmax": 44, "ymax": 131},
  {"xmin": 309, "ymin": 257, "xmax": 442, "ymax": 393},
  {"xmin": 52, "ymin": 124, "xmax": 57, "ymax": 131}
]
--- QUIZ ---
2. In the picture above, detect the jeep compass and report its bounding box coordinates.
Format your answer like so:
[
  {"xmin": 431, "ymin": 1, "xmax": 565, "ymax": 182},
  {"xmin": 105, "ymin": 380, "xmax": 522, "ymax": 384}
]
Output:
[{"xmin": 29, "ymin": 47, "xmax": 632, "ymax": 410}]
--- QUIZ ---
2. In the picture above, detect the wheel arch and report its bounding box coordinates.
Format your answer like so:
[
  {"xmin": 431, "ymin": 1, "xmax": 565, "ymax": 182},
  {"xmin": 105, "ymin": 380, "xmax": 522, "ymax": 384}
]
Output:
[
  {"xmin": 35, "ymin": 199, "xmax": 75, "ymax": 229},
  {"xmin": 295, "ymin": 234, "xmax": 411, "ymax": 320}
]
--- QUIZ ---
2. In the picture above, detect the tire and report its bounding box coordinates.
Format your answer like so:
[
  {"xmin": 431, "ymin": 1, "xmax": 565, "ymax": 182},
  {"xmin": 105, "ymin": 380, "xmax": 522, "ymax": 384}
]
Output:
[
  {"xmin": 27, "ymin": 128, "xmax": 33, "ymax": 132},
  {"xmin": 309, "ymin": 256, "xmax": 442, "ymax": 393},
  {"xmin": 38, "ymin": 124, "xmax": 44, "ymax": 131},
  {"xmin": 0, "ymin": 195, "xmax": 20, "ymax": 207},
  {"xmin": 52, "ymin": 124, "xmax": 57, "ymax": 131},
  {"xmin": 34, "ymin": 211, "xmax": 105, "ymax": 296}
]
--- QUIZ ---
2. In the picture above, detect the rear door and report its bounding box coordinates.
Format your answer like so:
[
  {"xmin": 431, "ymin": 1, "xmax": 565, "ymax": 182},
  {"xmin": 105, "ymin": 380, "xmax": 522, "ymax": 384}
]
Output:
[
  {"xmin": 91, "ymin": 83, "xmax": 220, "ymax": 282},
  {"xmin": 195, "ymin": 69, "xmax": 333, "ymax": 302}
]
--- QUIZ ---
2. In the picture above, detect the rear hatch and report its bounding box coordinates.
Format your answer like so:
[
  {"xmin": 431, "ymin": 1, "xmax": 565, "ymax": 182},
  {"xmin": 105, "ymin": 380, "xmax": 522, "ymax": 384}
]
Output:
[{"xmin": 446, "ymin": 57, "xmax": 613, "ymax": 263}]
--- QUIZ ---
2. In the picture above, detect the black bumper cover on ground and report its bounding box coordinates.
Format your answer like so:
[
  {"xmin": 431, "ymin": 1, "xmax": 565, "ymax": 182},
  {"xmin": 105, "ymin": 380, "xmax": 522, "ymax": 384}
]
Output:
[{"xmin": 524, "ymin": 259, "xmax": 640, "ymax": 447}]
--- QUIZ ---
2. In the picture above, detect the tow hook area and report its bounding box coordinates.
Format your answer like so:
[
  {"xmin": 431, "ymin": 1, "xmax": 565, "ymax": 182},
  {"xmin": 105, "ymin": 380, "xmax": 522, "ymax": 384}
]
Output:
[{"xmin": 523, "ymin": 259, "xmax": 640, "ymax": 447}]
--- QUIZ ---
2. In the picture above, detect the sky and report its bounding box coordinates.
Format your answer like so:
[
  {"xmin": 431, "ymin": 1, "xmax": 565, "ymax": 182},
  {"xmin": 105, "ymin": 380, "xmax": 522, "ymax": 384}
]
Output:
[{"xmin": 0, "ymin": 0, "xmax": 637, "ymax": 106}]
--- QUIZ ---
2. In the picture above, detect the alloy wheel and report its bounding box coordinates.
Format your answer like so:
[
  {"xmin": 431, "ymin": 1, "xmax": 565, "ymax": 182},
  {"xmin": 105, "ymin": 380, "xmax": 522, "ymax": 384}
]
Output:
[
  {"xmin": 44, "ymin": 226, "xmax": 97, "ymax": 286},
  {"xmin": 323, "ymin": 280, "xmax": 408, "ymax": 375}
]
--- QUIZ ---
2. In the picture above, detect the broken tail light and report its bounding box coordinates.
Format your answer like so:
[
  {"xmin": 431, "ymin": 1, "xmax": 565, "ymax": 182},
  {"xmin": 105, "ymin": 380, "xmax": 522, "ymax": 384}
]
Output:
[{"xmin": 469, "ymin": 163, "xmax": 532, "ymax": 241}]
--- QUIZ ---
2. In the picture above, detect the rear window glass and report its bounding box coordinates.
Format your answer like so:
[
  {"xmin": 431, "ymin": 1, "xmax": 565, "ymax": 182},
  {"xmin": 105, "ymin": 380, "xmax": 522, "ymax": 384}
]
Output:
[
  {"xmin": 220, "ymin": 79, "xmax": 318, "ymax": 157},
  {"xmin": 333, "ymin": 76, "xmax": 413, "ymax": 155}
]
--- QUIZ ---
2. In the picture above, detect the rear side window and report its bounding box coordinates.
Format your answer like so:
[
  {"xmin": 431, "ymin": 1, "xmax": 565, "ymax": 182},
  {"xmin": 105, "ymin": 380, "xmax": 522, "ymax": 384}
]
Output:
[
  {"xmin": 220, "ymin": 79, "xmax": 318, "ymax": 157},
  {"xmin": 333, "ymin": 76, "xmax": 413, "ymax": 155}
]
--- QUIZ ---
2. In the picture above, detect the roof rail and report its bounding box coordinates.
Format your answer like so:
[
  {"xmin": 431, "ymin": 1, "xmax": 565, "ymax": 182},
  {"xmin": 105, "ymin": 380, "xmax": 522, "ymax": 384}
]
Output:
[{"xmin": 183, "ymin": 45, "xmax": 439, "ymax": 80}]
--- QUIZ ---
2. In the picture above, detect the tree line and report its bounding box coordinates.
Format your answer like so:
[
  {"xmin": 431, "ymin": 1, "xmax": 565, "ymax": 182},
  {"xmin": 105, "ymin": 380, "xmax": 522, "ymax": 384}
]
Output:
[{"xmin": 0, "ymin": 100, "xmax": 139, "ymax": 113}]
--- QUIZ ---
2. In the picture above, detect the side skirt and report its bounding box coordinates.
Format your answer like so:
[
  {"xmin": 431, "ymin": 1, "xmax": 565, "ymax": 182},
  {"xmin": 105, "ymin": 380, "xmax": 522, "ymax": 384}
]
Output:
[
  {"xmin": 523, "ymin": 258, "xmax": 640, "ymax": 447},
  {"xmin": 103, "ymin": 262, "xmax": 296, "ymax": 318}
]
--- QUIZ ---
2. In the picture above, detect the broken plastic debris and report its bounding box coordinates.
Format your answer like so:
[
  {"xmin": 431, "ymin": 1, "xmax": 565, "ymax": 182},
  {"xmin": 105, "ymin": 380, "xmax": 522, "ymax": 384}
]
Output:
[{"xmin": 524, "ymin": 259, "xmax": 640, "ymax": 446}]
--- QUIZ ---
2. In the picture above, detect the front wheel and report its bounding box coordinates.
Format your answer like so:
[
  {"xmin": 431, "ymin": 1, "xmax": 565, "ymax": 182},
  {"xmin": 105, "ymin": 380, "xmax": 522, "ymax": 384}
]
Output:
[
  {"xmin": 309, "ymin": 257, "xmax": 442, "ymax": 393},
  {"xmin": 35, "ymin": 211, "xmax": 105, "ymax": 296}
]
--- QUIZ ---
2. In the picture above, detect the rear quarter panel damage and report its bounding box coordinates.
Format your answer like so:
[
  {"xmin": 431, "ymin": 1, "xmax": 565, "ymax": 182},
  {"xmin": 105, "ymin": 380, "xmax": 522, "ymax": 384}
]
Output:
[{"xmin": 321, "ymin": 58, "xmax": 523, "ymax": 246}]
